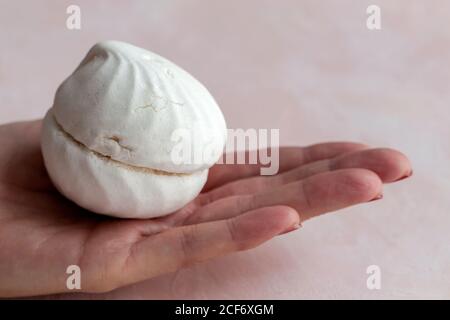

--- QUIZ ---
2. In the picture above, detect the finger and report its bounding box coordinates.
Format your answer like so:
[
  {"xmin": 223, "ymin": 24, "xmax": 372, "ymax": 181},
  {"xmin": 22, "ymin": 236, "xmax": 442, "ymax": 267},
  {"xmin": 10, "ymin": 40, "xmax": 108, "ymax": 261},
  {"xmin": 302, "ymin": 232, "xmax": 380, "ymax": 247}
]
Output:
[
  {"xmin": 280, "ymin": 148, "xmax": 412, "ymax": 183},
  {"xmin": 203, "ymin": 142, "xmax": 368, "ymax": 191},
  {"xmin": 202, "ymin": 148, "xmax": 411, "ymax": 202},
  {"xmin": 187, "ymin": 169, "xmax": 382, "ymax": 225},
  {"xmin": 113, "ymin": 206, "xmax": 299, "ymax": 289},
  {"xmin": 0, "ymin": 120, "xmax": 52, "ymax": 191},
  {"xmin": 0, "ymin": 119, "xmax": 43, "ymax": 146}
]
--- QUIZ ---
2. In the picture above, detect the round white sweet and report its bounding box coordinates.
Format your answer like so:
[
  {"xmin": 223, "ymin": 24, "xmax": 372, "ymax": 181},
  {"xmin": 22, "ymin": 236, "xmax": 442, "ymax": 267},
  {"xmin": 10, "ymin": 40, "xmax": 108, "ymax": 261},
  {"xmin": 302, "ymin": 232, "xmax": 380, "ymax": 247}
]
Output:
[{"xmin": 41, "ymin": 41, "xmax": 227, "ymax": 218}]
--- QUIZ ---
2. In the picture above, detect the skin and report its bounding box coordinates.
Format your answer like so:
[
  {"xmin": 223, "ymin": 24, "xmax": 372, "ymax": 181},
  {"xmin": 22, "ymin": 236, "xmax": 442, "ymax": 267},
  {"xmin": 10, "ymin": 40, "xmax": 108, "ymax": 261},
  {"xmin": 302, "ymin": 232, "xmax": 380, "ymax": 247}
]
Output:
[{"xmin": 0, "ymin": 120, "xmax": 412, "ymax": 297}]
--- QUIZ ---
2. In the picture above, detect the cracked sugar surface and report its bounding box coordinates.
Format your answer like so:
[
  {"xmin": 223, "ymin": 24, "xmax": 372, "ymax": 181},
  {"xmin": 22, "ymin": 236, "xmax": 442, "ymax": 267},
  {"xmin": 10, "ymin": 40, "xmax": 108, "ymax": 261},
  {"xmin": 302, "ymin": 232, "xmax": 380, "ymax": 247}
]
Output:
[{"xmin": 51, "ymin": 115, "xmax": 193, "ymax": 177}]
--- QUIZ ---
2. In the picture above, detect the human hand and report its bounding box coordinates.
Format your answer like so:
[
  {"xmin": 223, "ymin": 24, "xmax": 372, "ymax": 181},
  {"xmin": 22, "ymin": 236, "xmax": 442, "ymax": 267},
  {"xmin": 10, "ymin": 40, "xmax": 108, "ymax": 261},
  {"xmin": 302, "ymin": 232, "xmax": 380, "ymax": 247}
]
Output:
[{"xmin": 0, "ymin": 120, "xmax": 412, "ymax": 297}]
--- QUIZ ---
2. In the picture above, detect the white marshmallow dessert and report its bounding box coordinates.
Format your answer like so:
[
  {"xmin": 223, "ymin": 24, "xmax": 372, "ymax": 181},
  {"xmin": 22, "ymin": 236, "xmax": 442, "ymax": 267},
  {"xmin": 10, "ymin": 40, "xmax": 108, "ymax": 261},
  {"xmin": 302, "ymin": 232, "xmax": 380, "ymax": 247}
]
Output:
[{"xmin": 41, "ymin": 41, "xmax": 227, "ymax": 219}]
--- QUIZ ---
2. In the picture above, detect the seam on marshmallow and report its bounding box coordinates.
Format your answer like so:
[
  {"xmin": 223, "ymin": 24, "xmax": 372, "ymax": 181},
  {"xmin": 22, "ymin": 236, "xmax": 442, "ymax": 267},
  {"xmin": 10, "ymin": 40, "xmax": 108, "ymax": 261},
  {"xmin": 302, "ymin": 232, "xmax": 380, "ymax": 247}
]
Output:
[{"xmin": 51, "ymin": 115, "xmax": 192, "ymax": 177}]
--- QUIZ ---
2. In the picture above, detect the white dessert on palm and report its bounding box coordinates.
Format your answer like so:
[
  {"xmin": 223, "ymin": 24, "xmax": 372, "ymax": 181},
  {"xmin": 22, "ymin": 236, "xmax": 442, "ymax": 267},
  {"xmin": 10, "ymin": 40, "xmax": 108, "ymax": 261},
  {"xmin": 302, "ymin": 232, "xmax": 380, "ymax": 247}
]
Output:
[{"xmin": 41, "ymin": 41, "xmax": 227, "ymax": 218}]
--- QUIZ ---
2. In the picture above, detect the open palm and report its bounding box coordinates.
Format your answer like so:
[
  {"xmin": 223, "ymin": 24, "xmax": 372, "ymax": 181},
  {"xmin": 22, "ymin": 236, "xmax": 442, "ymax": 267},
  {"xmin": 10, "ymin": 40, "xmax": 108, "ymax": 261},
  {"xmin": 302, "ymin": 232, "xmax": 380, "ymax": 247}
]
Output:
[{"xmin": 0, "ymin": 120, "xmax": 412, "ymax": 297}]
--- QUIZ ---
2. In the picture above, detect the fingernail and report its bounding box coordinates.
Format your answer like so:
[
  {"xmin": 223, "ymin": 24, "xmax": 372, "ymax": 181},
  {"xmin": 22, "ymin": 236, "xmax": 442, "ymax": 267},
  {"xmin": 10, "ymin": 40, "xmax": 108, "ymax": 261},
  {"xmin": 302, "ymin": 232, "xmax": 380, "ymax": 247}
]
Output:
[
  {"xmin": 369, "ymin": 194, "xmax": 383, "ymax": 202},
  {"xmin": 395, "ymin": 170, "xmax": 413, "ymax": 182},
  {"xmin": 279, "ymin": 223, "xmax": 302, "ymax": 235}
]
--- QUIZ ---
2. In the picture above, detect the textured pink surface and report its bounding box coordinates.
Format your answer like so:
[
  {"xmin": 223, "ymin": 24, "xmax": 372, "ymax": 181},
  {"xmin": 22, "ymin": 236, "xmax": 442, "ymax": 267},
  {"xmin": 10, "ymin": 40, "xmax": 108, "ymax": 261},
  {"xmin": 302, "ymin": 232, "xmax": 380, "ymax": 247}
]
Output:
[{"xmin": 1, "ymin": 0, "xmax": 449, "ymax": 299}]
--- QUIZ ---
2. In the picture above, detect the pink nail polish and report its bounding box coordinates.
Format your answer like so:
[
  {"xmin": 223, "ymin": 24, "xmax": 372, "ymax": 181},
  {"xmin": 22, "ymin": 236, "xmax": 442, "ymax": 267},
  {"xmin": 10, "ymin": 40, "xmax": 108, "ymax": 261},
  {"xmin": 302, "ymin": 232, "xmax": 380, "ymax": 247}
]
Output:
[
  {"xmin": 395, "ymin": 170, "xmax": 413, "ymax": 182},
  {"xmin": 279, "ymin": 223, "xmax": 301, "ymax": 235},
  {"xmin": 369, "ymin": 194, "xmax": 383, "ymax": 202}
]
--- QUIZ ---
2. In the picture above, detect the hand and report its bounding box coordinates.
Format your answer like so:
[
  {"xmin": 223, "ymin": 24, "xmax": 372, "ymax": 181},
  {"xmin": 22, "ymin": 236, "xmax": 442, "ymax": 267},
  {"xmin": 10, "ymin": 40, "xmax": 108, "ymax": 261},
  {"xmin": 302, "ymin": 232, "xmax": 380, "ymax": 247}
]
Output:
[{"xmin": 0, "ymin": 120, "xmax": 412, "ymax": 297}]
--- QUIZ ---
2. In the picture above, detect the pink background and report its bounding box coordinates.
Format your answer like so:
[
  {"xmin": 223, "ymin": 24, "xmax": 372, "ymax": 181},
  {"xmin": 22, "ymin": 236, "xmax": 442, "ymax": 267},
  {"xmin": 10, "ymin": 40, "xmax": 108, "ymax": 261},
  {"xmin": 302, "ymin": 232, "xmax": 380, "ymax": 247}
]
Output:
[{"xmin": 1, "ymin": 0, "xmax": 449, "ymax": 298}]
